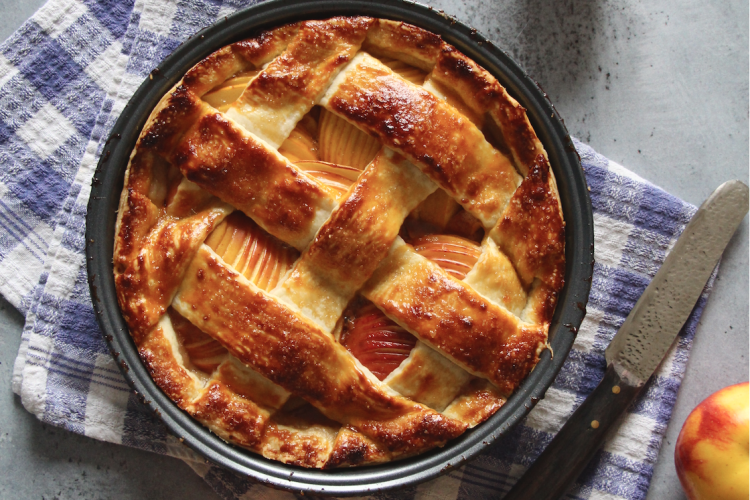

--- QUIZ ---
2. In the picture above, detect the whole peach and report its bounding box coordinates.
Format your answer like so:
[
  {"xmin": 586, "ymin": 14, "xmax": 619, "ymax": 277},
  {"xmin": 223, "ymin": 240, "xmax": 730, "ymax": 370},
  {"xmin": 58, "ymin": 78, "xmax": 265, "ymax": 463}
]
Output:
[{"xmin": 675, "ymin": 382, "xmax": 749, "ymax": 500}]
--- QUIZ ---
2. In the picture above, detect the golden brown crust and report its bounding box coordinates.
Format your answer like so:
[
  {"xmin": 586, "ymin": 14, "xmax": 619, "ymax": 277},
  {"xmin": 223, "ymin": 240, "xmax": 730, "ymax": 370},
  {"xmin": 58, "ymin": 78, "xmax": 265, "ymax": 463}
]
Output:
[
  {"xmin": 301, "ymin": 151, "xmax": 432, "ymax": 286},
  {"xmin": 443, "ymin": 379, "xmax": 506, "ymax": 427},
  {"xmin": 113, "ymin": 16, "xmax": 565, "ymax": 468},
  {"xmin": 171, "ymin": 109, "xmax": 335, "ymax": 249},
  {"xmin": 115, "ymin": 205, "xmax": 231, "ymax": 341},
  {"xmin": 190, "ymin": 381, "xmax": 268, "ymax": 448},
  {"xmin": 172, "ymin": 245, "xmax": 466, "ymax": 453},
  {"xmin": 322, "ymin": 53, "xmax": 521, "ymax": 228},
  {"xmin": 429, "ymin": 45, "xmax": 547, "ymax": 176},
  {"xmin": 385, "ymin": 342, "xmax": 473, "ymax": 412},
  {"xmin": 182, "ymin": 24, "xmax": 301, "ymax": 97},
  {"xmin": 214, "ymin": 358, "xmax": 289, "ymax": 411},
  {"xmin": 180, "ymin": 46, "xmax": 249, "ymax": 98},
  {"xmin": 490, "ymin": 155, "xmax": 565, "ymax": 291},
  {"xmin": 362, "ymin": 239, "xmax": 546, "ymax": 395},
  {"xmin": 326, "ymin": 427, "xmax": 391, "ymax": 468},
  {"xmin": 273, "ymin": 150, "xmax": 436, "ymax": 330},
  {"xmin": 114, "ymin": 187, "xmax": 159, "ymax": 274},
  {"xmin": 140, "ymin": 85, "xmax": 208, "ymax": 158},
  {"xmin": 232, "ymin": 24, "xmax": 302, "ymax": 68},
  {"xmin": 362, "ymin": 19, "xmax": 442, "ymax": 71},
  {"xmin": 238, "ymin": 18, "xmax": 374, "ymax": 110},
  {"xmin": 463, "ymin": 238, "xmax": 528, "ymax": 316},
  {"xmin": 260, "ymin": 422, "xmax": 335, "ymax": 468},
  {"xmin": 138, "ymin": 324, "xmax": 201, "ymax": 407},
  {"xmin": 225, "ymin": 18, "xmax": 375, "ymax": 149},
  {"xmin": 355, "ymin": 410, "xmax": 464, "ymax": 455}
]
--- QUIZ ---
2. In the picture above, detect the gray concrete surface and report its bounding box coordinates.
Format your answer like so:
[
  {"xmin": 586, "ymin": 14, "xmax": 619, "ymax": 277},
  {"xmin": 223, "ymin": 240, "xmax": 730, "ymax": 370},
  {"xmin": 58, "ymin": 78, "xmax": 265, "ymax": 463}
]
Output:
[{"xmin": 0, "ymin": 1, "xmax": 747, "ymax": 499}]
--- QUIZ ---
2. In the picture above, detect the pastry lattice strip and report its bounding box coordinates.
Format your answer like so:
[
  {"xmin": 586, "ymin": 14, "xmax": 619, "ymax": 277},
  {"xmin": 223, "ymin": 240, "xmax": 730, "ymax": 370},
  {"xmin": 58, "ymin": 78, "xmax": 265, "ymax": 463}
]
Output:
[{"xmin": 114, "ymin": 17, "xmax": 565, "ymax": 468}]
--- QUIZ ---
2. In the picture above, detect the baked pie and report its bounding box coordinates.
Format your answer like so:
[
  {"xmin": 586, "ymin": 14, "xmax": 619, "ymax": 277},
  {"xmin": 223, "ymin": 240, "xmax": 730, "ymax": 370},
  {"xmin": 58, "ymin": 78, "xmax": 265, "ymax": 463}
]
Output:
[{"xmin": 113, "ymin": 16, "xmax": 565, "ymax": 468}]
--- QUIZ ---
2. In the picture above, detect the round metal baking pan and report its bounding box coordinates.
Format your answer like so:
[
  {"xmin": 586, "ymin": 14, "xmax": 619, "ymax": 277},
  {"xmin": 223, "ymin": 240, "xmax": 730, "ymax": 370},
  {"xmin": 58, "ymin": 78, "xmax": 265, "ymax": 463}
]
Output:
[{"xmin": 86, "ymin": 0, "xmax": 594, "ymax": 495}]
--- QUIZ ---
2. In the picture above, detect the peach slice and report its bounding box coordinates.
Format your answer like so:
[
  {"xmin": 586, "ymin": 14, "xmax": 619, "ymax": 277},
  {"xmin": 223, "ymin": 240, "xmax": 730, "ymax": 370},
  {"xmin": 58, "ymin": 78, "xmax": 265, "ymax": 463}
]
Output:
[
  {"xmin": 340, "ymin": 303, "xmax": 417, "ymax": 381},
  {"xmin": 411, "ymin": 234, "xmax": 482, "ymax": 280},
  {"xmin": 205, "ymin": 211, "xmax": 299, "ymax": 291},
  {"xmin": 295, "ymin": 160, "xmax": 360, "ymax": 200},
  {"xmin": 318, "ymin": 108, "xmax": 381, "ymax": 169},
  {"xmin": 168, "ymin": 307, "xmax": 227, "ymax": 374}
]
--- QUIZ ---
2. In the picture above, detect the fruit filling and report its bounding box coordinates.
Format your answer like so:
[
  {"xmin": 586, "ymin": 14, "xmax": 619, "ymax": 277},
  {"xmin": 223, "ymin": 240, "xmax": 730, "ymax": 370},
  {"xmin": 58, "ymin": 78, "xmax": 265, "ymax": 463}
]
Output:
[
  {"xmin": 204, "ymin": 211, "xmax": 298, "ymax": 291},
  {"xmin": 411, "ymin": 234, "xmax": 482, "ymax": 280},
  {"xmin": 168, "ymin": 307, "xmax": 228, "ymax": 374},
  {"xmin": 318, "ymin": 108, "xmax": 381, "ymax": 169},
  {"xmin": 401, "ymin": 195, "xmax": 485, "ymax": 243},
  {"xmin": 376, "ymin": 56, "xmax": 428, "ymax": 85},
  {"xmin": 202, "ymin": 70, "xmax": 260, "ymax": 112},
  {"xmin": 295, "ymin": 160, "xmax": 359, "ymax": 199},
  {"xmin": 197, "ymin": 68, "xmax": 491, "ymax": 385},
  {"xmin": 340, "ymin": 303, "xmax": 417, "ymax": 381},
  {"xmin": 278, "ymin": 114, "xmax": 319, "ymax": 162},
  {"xmin": 175, "ymin": 212, "xmax": 300, "ymax": 374},
  {"xmin": 341, "ymin": 234, "xmax": 482, "ymax": 380}
]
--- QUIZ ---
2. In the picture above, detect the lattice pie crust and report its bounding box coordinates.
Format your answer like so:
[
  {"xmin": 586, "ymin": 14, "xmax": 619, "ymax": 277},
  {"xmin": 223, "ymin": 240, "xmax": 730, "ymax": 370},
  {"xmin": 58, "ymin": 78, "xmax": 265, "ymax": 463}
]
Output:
[{"xmin": 113, "ymin": 17, "xmax": 565, "ymax": 468}]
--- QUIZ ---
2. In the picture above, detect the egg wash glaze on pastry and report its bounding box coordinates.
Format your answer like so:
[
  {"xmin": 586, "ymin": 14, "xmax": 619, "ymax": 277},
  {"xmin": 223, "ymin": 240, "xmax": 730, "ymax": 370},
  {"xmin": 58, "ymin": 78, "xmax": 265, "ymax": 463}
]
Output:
[{"xmin": 113, "ymin": 16, "xmax": 565, "ymax": 469}]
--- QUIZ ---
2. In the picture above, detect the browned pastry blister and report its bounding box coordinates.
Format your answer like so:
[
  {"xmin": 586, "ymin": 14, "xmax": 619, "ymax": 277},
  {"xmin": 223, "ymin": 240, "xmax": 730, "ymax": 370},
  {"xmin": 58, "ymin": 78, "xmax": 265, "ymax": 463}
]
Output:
[{"xmin": 113, "ymin": 16, "xmax": 565, "ymax": 468}]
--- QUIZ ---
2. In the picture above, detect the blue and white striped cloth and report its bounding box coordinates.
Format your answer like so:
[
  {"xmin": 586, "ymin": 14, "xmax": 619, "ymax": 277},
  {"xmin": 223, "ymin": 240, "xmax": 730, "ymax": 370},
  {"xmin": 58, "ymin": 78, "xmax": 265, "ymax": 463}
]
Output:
[{"xmin": 0, "ymin": 1, "xmax": 713, "ymax": 499}]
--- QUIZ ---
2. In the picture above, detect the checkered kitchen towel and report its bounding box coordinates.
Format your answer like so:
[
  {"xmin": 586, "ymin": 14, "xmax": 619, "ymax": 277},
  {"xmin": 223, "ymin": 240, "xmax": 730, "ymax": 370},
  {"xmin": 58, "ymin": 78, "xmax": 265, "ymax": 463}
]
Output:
[{"xmin": 0, "ymin": 0, "xmax": 714, "ymax": 499}]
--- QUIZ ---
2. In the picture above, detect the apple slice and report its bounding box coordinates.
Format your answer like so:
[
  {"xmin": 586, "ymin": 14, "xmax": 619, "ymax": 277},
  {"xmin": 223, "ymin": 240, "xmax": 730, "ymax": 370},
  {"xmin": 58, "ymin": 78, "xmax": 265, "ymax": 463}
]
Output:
[
  {"xmin": 341, "ymin": 236, "xmax": 481, "ymax": 379},
  {"xmin": 278, "ymin": 116, "xmax": 319, "ymax": 163},
  {"xmin": 402, "ymin": 191, "xmax": 485, "ymax": 243},
  {"xmin": 204, "ymin": 211, "xmax": 299, "ymax": 291},
  {"xmin": 168, "ymin": 307, "xmax": 227, "ymax": 374},
  {"xmin": 164, "ymin": 171, "xmax": 182, "ymax": 208},
  {"xmin": 318, "ymin": 108, "xmax": 381, "ymax": 170},
  {"xmin": 411, "ymin": 234, "xmax": 482, "ymax": 280},
  {"xmin": 399, "ymin": 217, "xmax": 442, "ymax": 243},
  {"xmin": 410, "ymin": 189, "xmax": 462, "ymax": 230},
  {"xmin": 377, "ymin": 56, "xmax": 427, "ymax": 85},
  {"xmin": 202, "ymin": 71, "xmax": 259, "ymax": 111},
  {"xmin": 165, "ymin": 177, "xmax": 215, "ymax": 217},
  {"xmin": 295, "ymin": 160, "xmax": 360, "ymax": 200},
  {"xmin": 146, "ymin": 158, "xmax": 182, "ymax": 208},
  {"xmin": 340, "ymin": 303, "xmax": 417, "ymax": 381},
  {"xmin": 444, "ymin": 209, "xmax": 485, "ymax": 243}
]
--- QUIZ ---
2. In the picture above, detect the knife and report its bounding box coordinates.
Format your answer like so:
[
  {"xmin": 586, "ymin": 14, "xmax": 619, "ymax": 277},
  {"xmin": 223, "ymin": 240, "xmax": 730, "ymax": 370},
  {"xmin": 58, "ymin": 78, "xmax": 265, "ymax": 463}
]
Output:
[{"xmin": 503, "ymin": 180, "xmax": 749, "ymax": 500}]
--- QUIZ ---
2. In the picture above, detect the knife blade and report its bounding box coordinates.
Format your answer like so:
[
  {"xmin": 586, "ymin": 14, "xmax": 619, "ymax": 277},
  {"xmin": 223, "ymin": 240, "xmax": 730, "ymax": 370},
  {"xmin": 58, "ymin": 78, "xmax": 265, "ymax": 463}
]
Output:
[{"xmin": 503, "ymin": 180, "xmax": 749, "ymax": 500}]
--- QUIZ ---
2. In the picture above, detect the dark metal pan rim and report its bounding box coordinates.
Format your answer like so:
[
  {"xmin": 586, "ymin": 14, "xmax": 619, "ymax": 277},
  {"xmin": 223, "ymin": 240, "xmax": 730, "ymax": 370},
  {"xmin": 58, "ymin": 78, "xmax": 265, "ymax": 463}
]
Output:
[{"xmin": 85, "ymin": 0, "xmax": 594, "ymax": 495}]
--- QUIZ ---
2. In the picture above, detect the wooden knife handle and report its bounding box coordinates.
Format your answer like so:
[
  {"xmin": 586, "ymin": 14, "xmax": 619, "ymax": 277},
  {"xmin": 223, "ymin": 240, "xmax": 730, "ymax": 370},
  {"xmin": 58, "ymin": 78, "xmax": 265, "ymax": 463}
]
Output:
[{"xmin": 503, "ymin": 364, "xmax": 642, "ymax": 500}]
